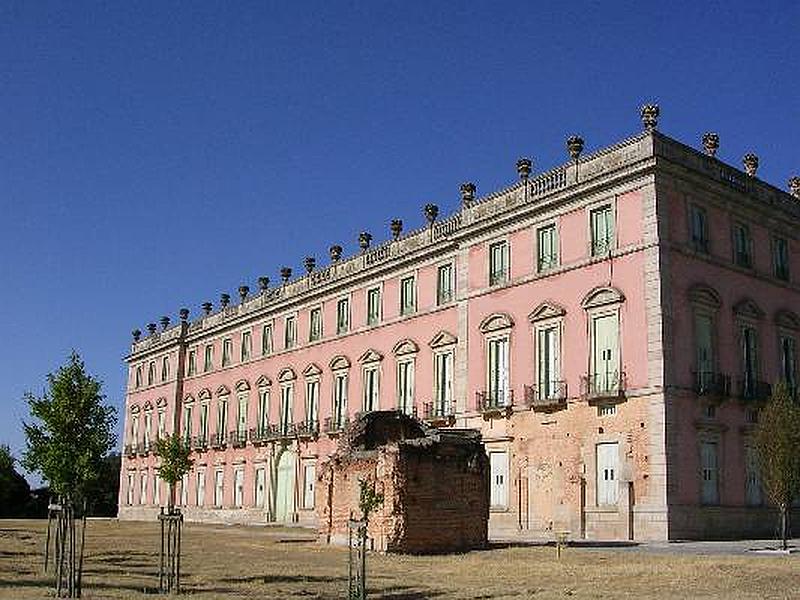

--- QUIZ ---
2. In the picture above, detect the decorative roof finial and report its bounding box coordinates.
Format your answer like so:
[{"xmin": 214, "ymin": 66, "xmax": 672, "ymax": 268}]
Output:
[
  {"xmin": 304, "ymin": 256, "xmax": 316, "ymax": 274},
  {"xmin": 702, "ymin": 132, "xmax": 719, "ymax": 157},
  {"xmin": 424, "ymin": 203, "xmax": 439, "ymax": 224},
  {"xmin": 132, "ymin": 329, "xmax": 142, "ymax": 342},
  {"xmin": 743, "ymin": 153, "xmax": 759, "ymax": 177},
  {"xmin": 220, "ymin": 293, "xmax": 230, "ymax": 308},
  {"xmin": 359, "ymin": 232, "xmax": 372, "ymax": 252},
  {"xmin": 147, "ymin": 323, "xmax": 157, "ymax": 336},
  {"xmin": 788, "ymin": 176, "xmax": 800, "ymax": 199},
  {"xmin": 280, "ymin": 267, "xmax": 292, "ymax": 283},
  {"xmin": 460, "ymin": 182, "xmax": 476, "ymax": 206},
  {"xmin": 257, "ymin": 276, "xmax": 270, "ymax": 291},
  {"xmin": 390, "ymin": 219, "xmax": 403, "ymax": 240},
  {"xmin": 640, "ymin": 103, "xmax": 660, "ymax": 131},
  {"xmin": 179, "ymin": 308, "xmax": 189, "ymax": 322},
  {"xmin": 329, "ymin": 245, "xmax": 343, "ymax": 262},
  {"xmin": 516, "ymin": 158, "xmax": 532, "ymax": 181},
  {"xmin": 201, "ymin": 302, "xmax": 213, "ymax": 315},
  {"xmin": 238, "ymin": 285, "xmax": 249, "ymax": 301},
  {"xmin": 567, "ymin": 135, "xmax": 584, "ymax": 161},
  {"xmin": 159, "ymin": 316, "xmax": 170, "ymax": 331}
]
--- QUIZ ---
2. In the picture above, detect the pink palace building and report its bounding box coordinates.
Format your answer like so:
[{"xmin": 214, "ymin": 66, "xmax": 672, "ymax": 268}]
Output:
[{"xmin": 118, "ymin": 106, "xmax": 800, "ymax": 541}]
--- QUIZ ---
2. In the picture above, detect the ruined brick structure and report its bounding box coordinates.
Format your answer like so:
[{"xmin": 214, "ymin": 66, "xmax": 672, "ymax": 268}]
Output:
[{"xmin": 317, "ymin": 411, "xmax": 488, "ymax": 553}]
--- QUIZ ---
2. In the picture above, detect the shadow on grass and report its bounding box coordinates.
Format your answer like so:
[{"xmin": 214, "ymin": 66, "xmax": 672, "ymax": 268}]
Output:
[{"xmin": 221, "ymin": 573, "xmax": 349, "ymax": 584}]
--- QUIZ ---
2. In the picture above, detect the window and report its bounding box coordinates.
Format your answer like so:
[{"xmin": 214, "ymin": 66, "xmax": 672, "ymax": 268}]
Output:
[
  {"xmin": 780, "ymin": 335, "xmax": 797, "ymax": 393},
  {"xmin": 284, "ymin": 316, "xmax": 297, "ymax": 349},
  {"xmin": 147, "ymin": 362, "xmax": 155, "ymax": 386},
  {"xmin": 437, "ymin": 264, "xmax": 454, "ymax": 304},
  {"xmin": 537, "ymin": 224, "xmax": 558, "ymax": 271},
  {"xmin": 489, "ymin": 451, "xmax": 508, "ymax": 508},
  {"xmin": 236, "ymin": 393, "xmax": 248, "ymax": 436},
  {"xmin": 140, "ymin": 472, "xmax": 147, "ymax": 505},
  {"xmin": 487, "ymin": 337, "xmax": 510, "ymax": 406},
  {"xmin": 153, "ymin": 472, "xmax": 160, "ymax": 506},
  {"xmin": 590, "ymin": 313, "xmax": 620, "ymax": 395},
  {"xmin": 745, "ymin": 446, "xmax": 762, "ymax": 506},
  {"xmin": 309, "ymin": 307, "xmax": 323, "ymax": 342},
  {"xmin": 596, "ymin": 442, "xmax": 618, "ymax": 505},
  {"xmin": 180, "ymin": 473, "xmax": 188, "ymax": 506},
  {"xmin": 689, "ymin": 205, "xmax": 709, "ymax": 253},
  {"xmin": 397, "ymin": 359, "xmax": 415, "ymax": 414},
  {"xmin": 305, "ymin": 379, "xmax": 319, "ymax": 426},
  {"xmin": 143, "ymin": 412, "xmax": 152, "ymax": 450},
  {"xmin": 126, "ymin": 474, "xmax": 134, "ymax": 505},
  {"xmin": 222, "ymin": 338, "xmax": 233, "ymax": 367},
  {"xmin": 400, "ymin": 276, "xmax": 416, "ymax": 315},
  {"xmin": 199, "ymin": 402, "xmax": 209, "ymax": 441},
  {"xmin": 196, "ymin": 470, "xmax": 206, "ymax": 507},
  {"xmin": 733, "ymin": 223, "xmax": 752, "ymax": 268},
  {"xmin": 183, "ymin": 405, "xmax": 193, "ymax": 442},
  {"xmin": 742, "ymin": 325, "xmax": 759, "ymax": 396},
  {"xmin": 130, "ymin": 415, "xmax": 140, "ymax": 446},
  {"xmin": 597, "ymin": 405, "xmax": 616, "ymax": 417},
  {"xmin": 217, "ymin": 396, "xmax": 229, "ymax": 440},
  {"xmin": 255, "ymin": 468, "xmax": 266, "ymax": 508},
  {"xmin": 773, "ymin": 237, "xmax": 790, "ymax": 281},
  {"xmin": 695, "ymin": 313, "xmax": 715, "ymax": 392},
  {"xmin": 433, "ymin": 351, "xmax": 454, "ymax": 415},
  {"xmin": 233, "ymin": 469, "xmax": 244, "ymax": 508},
  {"xmin": 157, "ymin": 410, "xmax": 166, "ymax": 439},
  {"xmin": 302, "ymin": 464, "xmax": 316, "ymax": 510},
  {"xmin": 257, "ymin": 387, "xmax": 270, "ymax": 434},
  {"xmin": 590, "ymin": 205, "xmax": 614, "ymax": 257},
  {"xmin": 489, "ymin": 241, "xmax": 509, "ymax": 285},
  {"xmin": 333, "ymin": 373, "xmax": 348, "ymax": 427},
  {"xmin": 187, "ymin": 350, "xmax": 196, "ymax": 376},
  {"xmin": 241, "ymin": 331, "xmax": 252, "ymax": 361},
  {"xmin": 366, "ymin": 287, "xmax": 381, "ymax": 326},
  {"xmin": 362, "ymin": 366, "xmax": 379, "ymax": 412},
  {"xmin": 261, "ymin": 323, "xmax": 273, "ymax": 355},
  {"xmin": 536, "ymin": 325, "xmax": 561, "ymax": 399},
  {"xmin": 214, "ymin": 470, "xmax": 224, "ymax": 507},
  {"xmin": 161, "ymin": 356, "xmax": 169, "ymax": 382},
  {"xmin": 279, "ymin": 385, "xmax": 293, "ymax": 434},
  {"xmin": 135, "ymin": 366, "xmax": 142, "ymax": 389},
  {"xmin": 203, "ymin": 344, "xmax": 214, "ymax": 372},
  {"xmin": 700, "ymin": 441, "xmax": 719, "ymax": 504},
  {"xmin": 336, "ymin": 298, "xmax": 350, "ymax": 334}
]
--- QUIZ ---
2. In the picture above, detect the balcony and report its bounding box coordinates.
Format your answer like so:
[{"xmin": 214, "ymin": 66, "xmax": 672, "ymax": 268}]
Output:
[
  {"xmin": 136, "ymin": 442, "xmax": 149, "ymax": 456},
  {"xmin": 210, "ymin": 431, "xmax": 227, "ymax": 450},
  {"xmin": 692, "ymin": 371, "xmax": 731, "ymax": 399},
  {"xmin": 737, "ymin": 378, "xmax": 772, "ymax": 402},
  {"xmin": 249, "ymin": 426, "xmax": 271, "ymax": 446},
  {"xmin": 324, "ymin": 416, "xmax": 349, "ymax": 436},
  {"xmin": 524, "ymin": 382, "xmax": 567, "ymax": 412},
  {"xmin": 581, "ymin": 370, "xmax": 626, "ymax": 402},
  {"xmin": 123, "ymin": 444, "xmax": 137, "ymax": 458},
  {"xmin": 422, "ymin": 401, "xmax": 455, "ymax": 426},
  {"xmin": 192, "ymin": 435, "xmax": 209, "ymax": 452},
  {"xmin": 228, "ymin": 429, "xmax": 248, "ymax": 449},
  {"xmin": 297, "ymin": 420, "xmax": 320, "ymax": 440},
  {"xmin": 475, "ymin": 390, "xmax": 513, "ymax": 418}
]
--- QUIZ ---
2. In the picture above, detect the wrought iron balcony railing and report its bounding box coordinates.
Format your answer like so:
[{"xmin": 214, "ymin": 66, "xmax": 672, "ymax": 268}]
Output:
[
  {"xmin": 136, "ymin": 442, "xmax": 148, "ymax": 456},
  {"xmin": 297, "ymin": 420, "xmax": 320, "ymax": 439},
  {"xmin": 210, "ymin": 431, "xmax": 227, "ymax": 449},
  {"xmin": 692, "ymin": 371, "xmax": 731, "ymax": 398},
  {"xmin": 324, "ymin": 415, "xmax": 349, "ymax": 435},
  {"xmin": 192, "ymin": 435, "xmax": 209, "ymax": 451},
  {"xmin": 580, "ymin": 370, "xmax": 626, "ymax": 400},
  {"xmin": 523, "ymin": 381, "xmax": 567, "ymax": 411},
  {"xmin": 737, "ymin": 378, "xmax": 771, "ymax": 402},
  {"xmin": 475, "ymin": 390, "xmax": 514, "ymax": 415},
  {"xmin": 228, "ymin": 429, "xmax": 248, "ymax": 448},
  {"xmin": 123, "ymin": 444, "xmax": 137, "ymax": 458},
  {"xmin": 248, "ymin": 426, "xmax": 271, "ymax": 445},
  {"xmin": 422, "ymin": 400, "xmax": 454, "ymax": 424}
]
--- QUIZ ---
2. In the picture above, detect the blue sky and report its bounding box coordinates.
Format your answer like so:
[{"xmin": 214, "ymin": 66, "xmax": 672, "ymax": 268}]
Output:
[{"xmin": 1, "ymin": 1, "xmax": 797, "ymax": 484}]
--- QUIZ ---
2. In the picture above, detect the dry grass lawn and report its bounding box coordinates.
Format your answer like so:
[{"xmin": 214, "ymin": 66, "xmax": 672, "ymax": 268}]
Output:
[{"xmin": 0, "ymin": 519, "xmax": 797, "ymax": 599}]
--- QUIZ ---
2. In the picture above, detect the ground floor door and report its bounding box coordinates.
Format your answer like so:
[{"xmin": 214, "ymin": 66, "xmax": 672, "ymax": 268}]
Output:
[
  {"xmin": 274, "ymin": 450, "xmax": 296, "ymax": 523},
  {"xmin": 489, "ymin": 451, "xmax": 508, "ymax": 509}
]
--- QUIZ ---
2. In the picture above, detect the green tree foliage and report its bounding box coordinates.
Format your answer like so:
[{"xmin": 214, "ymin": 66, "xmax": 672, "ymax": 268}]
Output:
[
  {"xmin": 86, "ymin": 453, "xmax": 121, "ymax": 516},
  {"xmin": 358, "ymin": 478, "xmax": 384, "ymax": 523},
  {"xmin": 754, "ymin": 382, "xmax": 800, "ymax": 550},
  {"xmin": 22, "ymin": 352, "xmax": 117, "ymax": 502},
  {"xmin": 155, "ymin": 433, "xmax": 193, "ymax": 509},
  {"xmin": 0, "ymin": 444, "xmax": 31, "ymax": 517}
]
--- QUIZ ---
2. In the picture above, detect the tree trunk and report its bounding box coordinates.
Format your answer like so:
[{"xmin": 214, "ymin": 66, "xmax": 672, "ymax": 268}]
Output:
[{"xmin": 780, "ymin": 504, "xmax": 788, "ymax": 551}]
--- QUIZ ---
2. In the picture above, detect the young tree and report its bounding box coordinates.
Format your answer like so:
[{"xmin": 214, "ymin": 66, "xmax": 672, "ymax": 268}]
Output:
[
  {"xmin": 155, "ymin": 433, "xmax": 193, "ymax": 510},
  {"xmin": 754, "ymin": 382, "xmax": 800, "ymax": 550},
  {"xmin": 22, "ymin": 352, "xmax": 116, "ymax": 597}
]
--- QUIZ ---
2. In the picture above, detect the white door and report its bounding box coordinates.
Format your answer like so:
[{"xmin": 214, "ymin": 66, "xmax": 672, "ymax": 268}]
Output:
[
  {"xmin": 214, "ymin": 470, "xmax": 224, "ymax": 507},
  {"xmin": 489, "ymin": 452, "xmax": 508, "ymax": 508},
  {"xmin": 196, "ymin": 471, "xmax": 205, "ymax": 507},
  {"xmin": 596, "ymin": 442, "xmax": 619, "ymax": 505},
  {"xmin": 592, "ymin": 314, "xmax": 619, "ymax": 392},
  {"xmin": 701, "ymin": 442, "xmax": 719, "ymax": 504},
  {"xmin": 274, "ymin": 450, "xmax": 296, "ymax": 522},
  {"xmin": 255, "ymin": 467, "xmax": 266, "ymax": 508},
  {"xmin": 303, "ymin": 464, "xmax": 316, "ymax": 510},
  {"xmin": 234, "ymin": 469, "xmax": 244, "ymax": 508}
]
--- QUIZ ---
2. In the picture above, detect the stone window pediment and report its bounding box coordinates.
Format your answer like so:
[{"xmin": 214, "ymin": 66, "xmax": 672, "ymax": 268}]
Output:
[
  {"xmin": 156, "ymin": 397, "xmax": 168, "ymax": 408},
  {"xmin": 688, "ymin": 284, "xmax": 722, "ymax": 310},
  {"xmin": 392, "ymin": 338, "xmax": 419, "ymax": 356},
  {"xmin": 303, "ymin": 363, "xmax": 323, "ymax": 377},
  {"xmin": 216, "ymin": 384, "xmax": 231, "ymax": 397},
  {"xmin": 479, "ymin": 312, "xmax": 514, "ymax": 333},
  {"xmin": 255, "ymin": 375, "xmax": 272, "ymax": 388},
  {"xmin": 183, "ymin": 395, "xmax": 195, "ymax": 405},
  {"xmin": 528, "ymin": 301, "xmax": 566, "ymax": 322},
  {"xmin": 278, "ymin": 367, "xmax": 297, "ymax": 383},
  {"xmin": 775, "ymin": 309, "xmax": 800, "ymax": 331},
  {"xmin": 198, "ymin": 388, "xmax": 212, "ymax": 401},
  {"xmin": 130, "ymin": 405, "xmax": 140, "ymax": 414},
  {"xmin": 143, "ymin": 400, "xmax": 153, "ymax": 411},
  {"xmin": 733, "ymin": 298, "xmax": 764, "ymax": 320},
  {"xmin": 358, "ymin": 349, "xmax": 384, "ymax": 364},
  {"xmin": 329, "ymin": 355, "xmax": 351, "ymax": 371},
  {"xmin": 429, "ymin": 330, "xmax": 458, "ymax": 349},
  {"xmin": 581, "ymin": 286, "xmax": 625, "ymax": 310},
  {"xmin": 235, "ymin": 379, "xmax": 250, "ymax": 392}
]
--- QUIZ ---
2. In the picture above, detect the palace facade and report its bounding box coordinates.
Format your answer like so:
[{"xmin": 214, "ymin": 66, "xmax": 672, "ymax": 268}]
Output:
[{"xmin": 118, "ymin": 106, "xmax": 800, "ymax": 541}]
